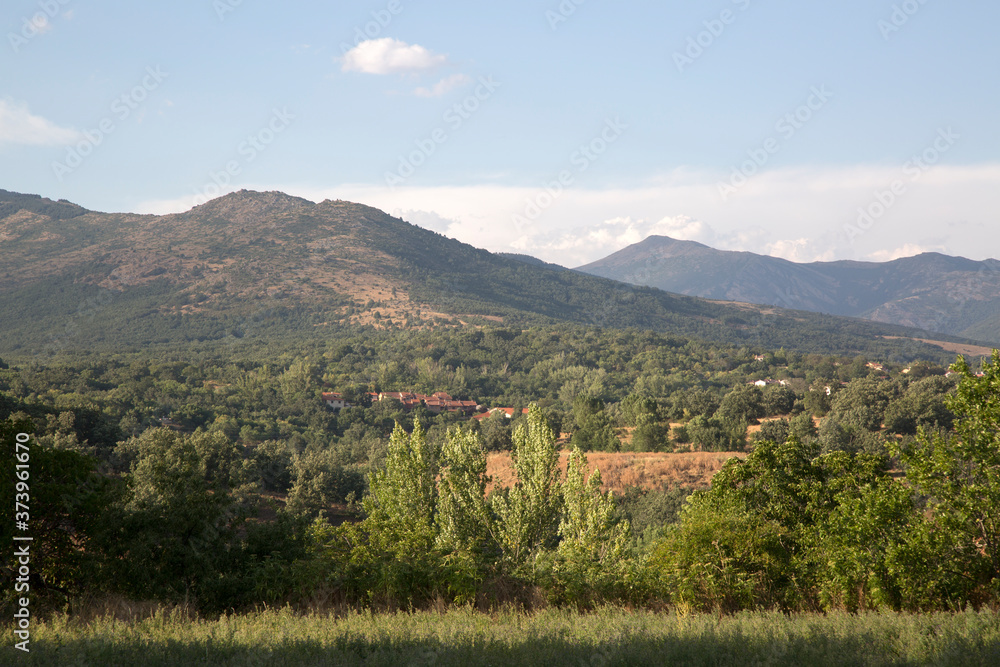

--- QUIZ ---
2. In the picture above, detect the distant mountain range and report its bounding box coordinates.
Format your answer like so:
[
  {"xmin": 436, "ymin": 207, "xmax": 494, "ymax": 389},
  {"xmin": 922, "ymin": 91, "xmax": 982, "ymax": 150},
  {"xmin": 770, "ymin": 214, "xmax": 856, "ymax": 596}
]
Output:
[
  {"xmin": 0, "ymin": 189, "xmax": 990, "ymax": 360},
  {"xmin": 576, "ymin": 236, "xmax": 1000, "ymax": 345}
]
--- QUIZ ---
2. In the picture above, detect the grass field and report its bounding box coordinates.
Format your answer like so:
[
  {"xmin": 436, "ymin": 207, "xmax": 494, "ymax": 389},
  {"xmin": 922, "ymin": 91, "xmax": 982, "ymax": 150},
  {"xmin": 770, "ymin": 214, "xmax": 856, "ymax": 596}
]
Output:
[{"xmin": 6, "ymin": 606, "xmax": 999, "ymax": 666}]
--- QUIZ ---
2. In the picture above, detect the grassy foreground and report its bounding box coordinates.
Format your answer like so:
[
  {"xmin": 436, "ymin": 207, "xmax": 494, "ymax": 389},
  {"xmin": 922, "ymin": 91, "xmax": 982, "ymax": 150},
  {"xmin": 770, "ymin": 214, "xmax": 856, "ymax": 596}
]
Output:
[{"xmin": 4, "ymin": 606, "xmax": 999, "ymax": 666}]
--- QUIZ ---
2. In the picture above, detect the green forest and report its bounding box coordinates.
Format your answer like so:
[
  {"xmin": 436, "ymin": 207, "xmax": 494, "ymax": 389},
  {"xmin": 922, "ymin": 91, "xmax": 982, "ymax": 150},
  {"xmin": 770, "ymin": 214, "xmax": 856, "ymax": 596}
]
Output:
[{"xmin": 2, "ymin": 324, "xmax": 997, "ymax": 626}]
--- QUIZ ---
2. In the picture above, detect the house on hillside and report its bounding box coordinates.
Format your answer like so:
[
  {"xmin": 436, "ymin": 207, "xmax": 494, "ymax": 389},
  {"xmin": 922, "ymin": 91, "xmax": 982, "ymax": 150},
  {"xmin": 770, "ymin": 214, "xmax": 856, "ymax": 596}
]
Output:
[
  {"xmin": 321, "ymin": 392, "xmax": 352, "ymax": 410},
  {"xmin": 424, "ymin": 392, "xmax": 480, "ymax": 415},
  {"xmin": 472, "ymin": 407, "xmax": 530, "ymax": 421},
  {"xmin": 375, "ymin": 390, "xmax": 481, "ymax": 414}
]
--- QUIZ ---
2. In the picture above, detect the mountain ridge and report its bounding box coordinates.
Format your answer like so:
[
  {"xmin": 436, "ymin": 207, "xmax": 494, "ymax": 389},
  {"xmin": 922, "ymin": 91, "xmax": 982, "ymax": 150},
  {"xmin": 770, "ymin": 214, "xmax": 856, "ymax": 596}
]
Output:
[
  {"xmin": 576, "ymin": 235, "xmax": 1000, "ymax": 344},
  {"xmin": 0, "ymin": 189, "xmax": 991, "ymax": 360}
]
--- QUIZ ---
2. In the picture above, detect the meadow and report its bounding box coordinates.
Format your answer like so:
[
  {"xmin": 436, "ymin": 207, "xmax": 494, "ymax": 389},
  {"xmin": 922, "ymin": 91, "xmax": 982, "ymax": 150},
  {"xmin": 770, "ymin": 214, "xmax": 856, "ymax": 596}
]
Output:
[{"xmin": 7, "ymin": 605, "xmax": 999, "ymax": 666}]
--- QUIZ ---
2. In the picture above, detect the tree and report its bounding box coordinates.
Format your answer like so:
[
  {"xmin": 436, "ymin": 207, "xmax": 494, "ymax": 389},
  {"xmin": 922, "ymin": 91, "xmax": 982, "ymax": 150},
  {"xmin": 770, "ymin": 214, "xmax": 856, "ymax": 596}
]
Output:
[
  {"xmin": 341, "ymin": 419, "xmax": 443, "ymax": 604},
  {"xmin": 570, "ymin": 395, "xmax": 618, "ymax": 451},
  {"xmin": 627, "ymin": 414, "xmax": 670, "ymax": 452},
  {"xmin": 892, "ymin": 351, "xmax": 1000, "ymax": 599},
  {"xmin": 619, "ymin": 393, "xmax": 658, "ymax": 427},
  {"xmin": 364, "ymin": 419, "xmax": 438, "ymax": 536},
  {"xmin": 651, "ymin": 437, "xmax": 895, "ymax": 612},
  {"xmin": 883, "ymin": 375, "xmax": 955, "ymax": 435},
  {"xmin": 558, "ymin": 447, "xmax": 628, "ymax": 561},
  {"xmin": 286, "ymin": 449, "xmax": 364, "ymax": 518},
  {"xmin": 804, "ymin": 379, "xmax": 836, "ymax": 416},
  {"xmin": 491, "ymin": 405, "xmax": 562, "ymax": 567},
  {"xmin": 436, "ymin": 426, "xmax": 493, "ymax": 557},
  {"xmin": 543, "ymin": 447, "xmax": 630, "ymax": 606},
  {"xmin": 478, "ymin": 411, "xmax": 513, "ymax": 451},
  {"xmin": 717, "ymin": 385, "xmax": 764, "ymax": 425},
  {"xmin": 751, "ymin": 418, "xmax": 790, "ymax": 445},
  {"xmin": 101, "ymin": 429, "xmax": 251, "ymax": 607},
  {"xmin": 828, "ymin": 376, "xmax": 893, "ymax": 432},
  {"xmin": 685, "ymin": 415, "xmax": 728, "ymax": 452},
  {"xmin": 247, "ymin": 439, "xmax": 294, "ymax": 493},
  {"xmin": 762, "ymin": 385, "xmax": 796, "ymax": 417},
  {"xmin": 1, "ymin": 416, "xmax": 118, "ymax": 606}
]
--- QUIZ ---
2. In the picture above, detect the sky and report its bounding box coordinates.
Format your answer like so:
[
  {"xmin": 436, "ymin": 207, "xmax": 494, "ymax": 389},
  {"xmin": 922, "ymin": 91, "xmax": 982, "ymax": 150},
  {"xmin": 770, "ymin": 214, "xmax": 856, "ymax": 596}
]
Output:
[{"xmin": 2, "ymin": 0, "xmax": 999, "ymax": 266}]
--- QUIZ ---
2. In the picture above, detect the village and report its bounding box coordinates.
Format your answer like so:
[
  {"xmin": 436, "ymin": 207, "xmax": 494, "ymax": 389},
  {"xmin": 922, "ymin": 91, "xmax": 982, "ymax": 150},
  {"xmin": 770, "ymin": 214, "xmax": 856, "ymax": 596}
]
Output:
[{"xmin": 321, "ymin": 390, "xmax": 528, "ymax": 421}]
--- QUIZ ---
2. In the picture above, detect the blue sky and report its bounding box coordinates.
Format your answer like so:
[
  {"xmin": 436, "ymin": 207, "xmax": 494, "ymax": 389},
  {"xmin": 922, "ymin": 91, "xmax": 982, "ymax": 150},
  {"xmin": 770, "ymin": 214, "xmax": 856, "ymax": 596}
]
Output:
[{"xmin": 2, "ymin": 0, "xmax": 999, "ymax": 265}]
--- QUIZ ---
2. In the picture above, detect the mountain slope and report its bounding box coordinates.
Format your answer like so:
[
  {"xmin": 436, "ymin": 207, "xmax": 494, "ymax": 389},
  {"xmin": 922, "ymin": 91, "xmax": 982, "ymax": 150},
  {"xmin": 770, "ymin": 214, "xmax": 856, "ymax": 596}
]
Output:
[
  {"xmin": 576, "ymin": 236, "xmax": 1000, "ymax": 344},
  {"xmin": 0, "ymin": 190, "xmax": 986, "ymax": 360}
]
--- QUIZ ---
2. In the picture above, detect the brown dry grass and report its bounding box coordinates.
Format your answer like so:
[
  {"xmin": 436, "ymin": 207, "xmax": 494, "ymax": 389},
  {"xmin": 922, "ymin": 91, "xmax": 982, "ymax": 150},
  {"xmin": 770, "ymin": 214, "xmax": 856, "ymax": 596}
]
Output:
[
  {"xmin": 486, "ymin": 450, "xmax": 746, "ymax": 494},
  {"xmin": 881, "ymin": 336, "xmax": 995, "ymax": 357}
]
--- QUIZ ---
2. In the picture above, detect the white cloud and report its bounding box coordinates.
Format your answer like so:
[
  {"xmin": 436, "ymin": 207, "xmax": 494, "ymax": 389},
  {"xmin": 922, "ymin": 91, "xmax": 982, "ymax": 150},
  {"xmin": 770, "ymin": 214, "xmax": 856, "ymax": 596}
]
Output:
[
  {"xmin": 508, "ymin": 214, "xmax": 716, "ymax": 266},
  {"xmin": 390, "ymin": 208, "xmax": 460, "ymax": 235},
  {"xmin": 415, "ymin": 73, "xmax": 471, "ymax": 97},
  {"xmin": 765, "ymin": 238, "xmax": 835, "ymax": 263},
  {"xmin": 341, "ymin": 38, "xmax": 447, "ymax": 75},
  {"xmin": 866, "ymin": 243, "xmax": 941, "ymax": 262},
  {"xmin": 0, "ymin": 99, "xmax": 81, "ymax": 146}
]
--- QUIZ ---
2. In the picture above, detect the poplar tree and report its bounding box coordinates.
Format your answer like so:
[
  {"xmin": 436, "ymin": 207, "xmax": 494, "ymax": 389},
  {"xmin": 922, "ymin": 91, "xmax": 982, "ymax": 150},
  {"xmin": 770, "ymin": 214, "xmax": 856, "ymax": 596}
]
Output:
[{"xmin": 491, "ymin": 405, "xmax": 562, "ymax": 566}]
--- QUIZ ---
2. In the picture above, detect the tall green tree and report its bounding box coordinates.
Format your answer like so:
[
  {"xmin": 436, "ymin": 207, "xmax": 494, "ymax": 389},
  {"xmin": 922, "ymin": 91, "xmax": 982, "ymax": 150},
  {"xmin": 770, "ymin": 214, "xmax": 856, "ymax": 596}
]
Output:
[
  {"xmin": 436, "ymin": 426, "xmax": 493, "ymax": 557},
  {"xmin": 491, "ymin": 405, "xmax": 562, "ymax": 567}
]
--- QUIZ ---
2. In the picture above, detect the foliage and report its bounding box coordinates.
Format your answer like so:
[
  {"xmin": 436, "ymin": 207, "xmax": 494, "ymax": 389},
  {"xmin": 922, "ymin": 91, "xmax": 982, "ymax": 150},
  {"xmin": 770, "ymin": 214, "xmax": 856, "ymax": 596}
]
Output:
[
  {"xmin": 436, "ymin": 427, "xmax": 493, "ymax": 560},
  {"xmin": 892, "ymin": 351, "xmax": 1000, "ymax": 603},
  {"xmin": 540, "ymin": 447, "xmax": 631, "ymax": 606},
  {"xmin": 98, "ymin": 429, "xmax": 253, "ymax": 609},
  {"xmin": 490, "ymin": 405, "xmax": 563, "ymax": 567},
  {"xmin": 286, "ymin": 448, "xmax": 365, "ymax": 518},
  {"xmin": 1, "ymin": 416, "xmax": 118, "ymax": 612}
]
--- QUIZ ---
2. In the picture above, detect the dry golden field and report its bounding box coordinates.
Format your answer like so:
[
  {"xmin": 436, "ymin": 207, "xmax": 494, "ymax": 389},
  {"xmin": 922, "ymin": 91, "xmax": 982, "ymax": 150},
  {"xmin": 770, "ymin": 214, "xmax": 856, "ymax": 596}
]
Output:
[{"xmin": 486, "ymin": 450, "xmax": 746, "ymax": 494}]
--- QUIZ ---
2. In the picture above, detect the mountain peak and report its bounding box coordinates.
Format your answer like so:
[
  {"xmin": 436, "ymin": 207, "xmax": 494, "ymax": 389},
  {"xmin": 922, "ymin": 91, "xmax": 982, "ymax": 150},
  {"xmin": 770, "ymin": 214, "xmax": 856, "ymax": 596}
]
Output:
[
  {"xmin": 0, "ymin": 189, "xmax": 89, "ymax": 220},
  {"xmin": 185, "ymin": 190, "xmax": 315, "ymax": 218}
]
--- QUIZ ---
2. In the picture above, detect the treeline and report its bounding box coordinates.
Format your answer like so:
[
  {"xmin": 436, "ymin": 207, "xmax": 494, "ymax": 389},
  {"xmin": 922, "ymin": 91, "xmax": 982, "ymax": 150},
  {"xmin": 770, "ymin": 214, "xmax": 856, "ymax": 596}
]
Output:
[{"xmin": 2, "ymin": 353, "xmax": 998, "ymax": 616}]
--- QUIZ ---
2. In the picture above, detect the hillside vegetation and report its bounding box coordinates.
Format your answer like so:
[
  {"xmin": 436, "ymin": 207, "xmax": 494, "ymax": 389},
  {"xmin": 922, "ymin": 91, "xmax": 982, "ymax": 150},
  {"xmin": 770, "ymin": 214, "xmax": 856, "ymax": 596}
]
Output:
[{"xmin": 0, "ymin": 189, "xmax": 983, "ymax": 359}]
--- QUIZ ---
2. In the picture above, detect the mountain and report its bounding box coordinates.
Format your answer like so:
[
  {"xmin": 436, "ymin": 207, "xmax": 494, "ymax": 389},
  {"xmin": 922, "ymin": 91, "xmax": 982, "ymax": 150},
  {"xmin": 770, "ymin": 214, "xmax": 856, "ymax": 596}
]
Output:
[
  {"xmin": 576, "ymin": 236, "xmax": 1000, "ymax": 345},
  {"xmin": 0, "ymin": 190, "xmax": 988, "ymax": 360}
]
